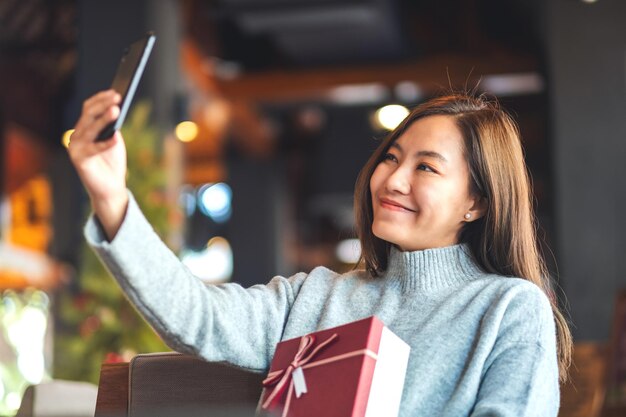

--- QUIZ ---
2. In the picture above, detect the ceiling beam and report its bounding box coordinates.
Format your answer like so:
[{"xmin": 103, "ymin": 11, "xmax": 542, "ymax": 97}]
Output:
[{"xmin": 213, "ymin": 52, "xmax": 539, "ymax": 102}]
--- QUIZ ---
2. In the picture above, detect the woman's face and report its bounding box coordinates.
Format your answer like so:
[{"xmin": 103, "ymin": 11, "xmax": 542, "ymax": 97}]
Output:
[{"xmin": 369, "ymin": 115, "xmax": 483, "ymax": 252}]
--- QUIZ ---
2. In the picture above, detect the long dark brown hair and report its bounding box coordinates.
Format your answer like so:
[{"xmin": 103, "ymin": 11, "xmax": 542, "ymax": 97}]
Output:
[{"xmin": 354, "ymin": 94, "xmax": 572, "ymax": 381}]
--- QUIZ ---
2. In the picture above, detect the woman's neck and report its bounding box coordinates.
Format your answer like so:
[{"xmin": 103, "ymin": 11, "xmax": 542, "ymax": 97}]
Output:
[{"xmin": 382, "ymin": 244, "xmax": 484, "ymax": 292}]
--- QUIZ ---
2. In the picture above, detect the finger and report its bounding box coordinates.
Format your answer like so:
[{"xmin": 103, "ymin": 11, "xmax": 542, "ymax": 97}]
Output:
[
  {"xmin": 94, "ymin": 132, "xmax": 121, "ymax": 151},
  {"xmin": 83, "ymin": 89, "xmax": 120, "ymax": 110},
  {"xmin": 80, "ymin": 105, "xmax": 121, "ymax": 142},
  {"xmin": 81, "ymin": 92, "xmax": 121, "ymax": 124},
  {"xmin": 75, "ymin": 91, "xmax": 121, "ymax": 133},
  {"xmin": 68, "ymin": 128, "xmax": 120, "ymax": 161},
  {"xmin": 74, "ymin": 99, "xmax": 118, "ymax": 137},
  {"xmin": 85, "ymin": 106, "xmax": 120, "ymax": 141}
]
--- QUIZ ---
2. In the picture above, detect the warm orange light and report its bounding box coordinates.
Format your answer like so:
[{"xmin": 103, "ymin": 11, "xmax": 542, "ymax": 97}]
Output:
[
  {"xmin": 62, "ymin": 129, "xmax": 74, "ymax": 148},
  {"xmin": 175, "ymin": 121, "xmax": 199, "ymax": 142}
]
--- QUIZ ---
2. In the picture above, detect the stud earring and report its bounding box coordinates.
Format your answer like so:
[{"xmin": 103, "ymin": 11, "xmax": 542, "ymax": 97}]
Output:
[{"xmin": 464, "ymin": 213, "xmax": 471, "ymax": 220}]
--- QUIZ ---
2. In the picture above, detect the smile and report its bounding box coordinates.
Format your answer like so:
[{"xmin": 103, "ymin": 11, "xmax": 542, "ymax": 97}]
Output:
[{"xmin": 379, "ymin": 198, "xmax": 415, "ymax": 212}]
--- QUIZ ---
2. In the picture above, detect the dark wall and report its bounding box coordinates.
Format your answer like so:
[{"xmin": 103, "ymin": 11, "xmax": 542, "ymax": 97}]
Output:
[
  {"xmin": 228, "ymin": 157, "xmax": 286, "ymax": 286},
  {"xmin": 547, "ymin": 0, "xmax": 626, "ymax": 340}
]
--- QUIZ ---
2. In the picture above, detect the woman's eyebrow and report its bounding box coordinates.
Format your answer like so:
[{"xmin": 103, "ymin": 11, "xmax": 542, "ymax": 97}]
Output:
[
  {"xmin": 391, "ymin": 142, "xmax": 447, "ymax": 163},
  {"xmin": 415, "ymin": 150, "xmax": 448, "ymax": 163}
]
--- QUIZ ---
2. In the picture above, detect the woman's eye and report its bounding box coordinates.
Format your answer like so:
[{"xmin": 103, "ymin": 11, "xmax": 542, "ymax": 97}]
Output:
[
  {"xmin": 383, "ymin": 153, "xmax": 398, "ymax": 162},
  {"xmin": 417, "ymin": 163, "xmax": 435, "ymax": 172}
]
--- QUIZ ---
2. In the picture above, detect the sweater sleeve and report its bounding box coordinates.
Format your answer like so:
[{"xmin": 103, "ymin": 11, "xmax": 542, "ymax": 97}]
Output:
[
  {"xmin": 84, "ymin": 192, "xmax": 306, "ymax": 372},
  {"xmin": 470, "ymin": 283, "xmax": 560, "ymax": 417}
]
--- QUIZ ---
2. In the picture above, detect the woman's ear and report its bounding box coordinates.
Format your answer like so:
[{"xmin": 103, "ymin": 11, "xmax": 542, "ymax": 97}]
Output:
[{"xmin": 465, "ymin": 196, "xmax": 487, "ymax": 222}]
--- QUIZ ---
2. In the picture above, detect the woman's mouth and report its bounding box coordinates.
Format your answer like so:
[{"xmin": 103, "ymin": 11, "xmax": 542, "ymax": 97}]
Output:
[{"xmin": 379, "ymin": 198, "xmax": 415, "ymax": 212}]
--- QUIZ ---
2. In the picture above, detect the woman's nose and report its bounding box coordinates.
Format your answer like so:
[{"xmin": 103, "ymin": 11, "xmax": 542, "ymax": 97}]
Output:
[{"xmin": 385, "ymin": 166, "xmax": 411, "ymax": 194}]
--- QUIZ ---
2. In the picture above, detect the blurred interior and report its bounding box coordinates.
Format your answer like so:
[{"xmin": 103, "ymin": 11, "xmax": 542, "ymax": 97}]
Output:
[{"xmin": 0, "ymin": 0, "xmax": 625, "ymax": 415}]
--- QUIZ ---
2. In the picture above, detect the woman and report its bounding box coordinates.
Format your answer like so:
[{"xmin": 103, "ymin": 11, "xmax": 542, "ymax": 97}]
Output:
[{"xmin": 69, "ymin": 91, "xmax": 571, "ymax": 416}]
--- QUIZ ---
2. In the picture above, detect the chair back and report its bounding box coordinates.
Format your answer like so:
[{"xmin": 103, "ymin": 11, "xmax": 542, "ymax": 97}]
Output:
[
  {"xmin": 129, "ymin": 352, "xmax": 263, "ymax": 416},
  {"xmin": 95, "ymin": 352, "xmax": 264, "ymax": 417}
]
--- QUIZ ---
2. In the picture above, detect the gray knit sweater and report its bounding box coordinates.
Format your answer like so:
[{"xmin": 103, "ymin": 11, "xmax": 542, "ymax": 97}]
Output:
[{"xmin": 85, "ymin": 194, "xmax": 560, "ymax": 417}]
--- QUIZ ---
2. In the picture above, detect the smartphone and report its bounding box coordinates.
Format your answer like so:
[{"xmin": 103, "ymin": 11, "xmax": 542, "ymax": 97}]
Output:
[{"xmin": 96, "ymin": 32, "xmax": 156, "ymax": 141}]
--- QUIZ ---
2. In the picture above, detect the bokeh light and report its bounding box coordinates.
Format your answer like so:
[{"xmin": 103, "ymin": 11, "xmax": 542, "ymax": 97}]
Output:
[
  {"xmin": 198, "ymin": 183, "xmax": 232, "ymax": 223},
  {"xmin": 181, "ymin": 237, "xmax": 233, "ymax": 283},
  {"xmin": 374, "ymin": 104, "xmax": 409, "ymax": 131},
  {"xmin": 175, "ymin": 121, "xmax": 199, "ymax": 142},
  {"xmin": 62, "ymin": 129, "xmax": 74, "ymax": 148},
  {"xmin": 335, "ymin": 239, "xmax": 362, "ymax": 264}
]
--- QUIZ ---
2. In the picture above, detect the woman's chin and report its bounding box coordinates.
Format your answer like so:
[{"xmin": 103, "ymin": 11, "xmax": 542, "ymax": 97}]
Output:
[{"xmin": 372, "ymin": 226, "xmax": 405, "ymax": 248}]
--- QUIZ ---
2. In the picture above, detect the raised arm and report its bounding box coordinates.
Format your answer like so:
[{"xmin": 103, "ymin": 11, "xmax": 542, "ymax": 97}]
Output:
[
  {"xmin": 84, "ymin": 194, "xmax": 303, "ymax": 370},
  {"xmin": 67, "ymin": 90, "xmax": 128, "ymax": 241},
  {"xmin": 70, "ymin": 91, "xmax": 302, "ymax": 371}
]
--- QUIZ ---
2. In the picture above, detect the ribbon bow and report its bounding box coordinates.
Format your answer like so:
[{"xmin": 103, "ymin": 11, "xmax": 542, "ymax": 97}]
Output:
[{"xmin": 262, "ymin": 333, "xmax": 338, "ymax": 410}]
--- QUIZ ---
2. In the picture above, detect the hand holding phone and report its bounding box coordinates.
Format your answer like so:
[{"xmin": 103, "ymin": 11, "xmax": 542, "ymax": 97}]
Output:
[{"xmin": 96, "ymin": 32, "xmax": 156, "ymax": 141}]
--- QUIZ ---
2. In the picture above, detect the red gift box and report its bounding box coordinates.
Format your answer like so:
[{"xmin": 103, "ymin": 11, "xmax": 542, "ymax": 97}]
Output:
[{"xmin": 261, "ymin": 316, "xmax": 410, "ymax": 417}]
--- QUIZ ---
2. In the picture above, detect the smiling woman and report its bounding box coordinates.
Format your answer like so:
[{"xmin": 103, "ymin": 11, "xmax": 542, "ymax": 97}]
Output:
[
  {"xmin": 70, "ymin": 90, "xmax": 571, "ymax": 417},
  {"xmin": 369, "ymin": 115, "xmax": 484, "ymax": 252},
  {"xmin": 355, "ymin": 93, "xmax": 572, "ymax": 379}
]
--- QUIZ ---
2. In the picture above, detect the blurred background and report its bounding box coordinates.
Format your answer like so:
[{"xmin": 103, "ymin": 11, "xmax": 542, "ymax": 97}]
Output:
[{"xmin": 0, "ymin": 0, "xmax": 625, "ymax": 415}]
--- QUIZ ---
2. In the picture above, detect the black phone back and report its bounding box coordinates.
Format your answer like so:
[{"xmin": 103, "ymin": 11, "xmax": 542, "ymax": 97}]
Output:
[{"xmin": 96, "ymin": 32, "xmax": 156, "ymax": 141}]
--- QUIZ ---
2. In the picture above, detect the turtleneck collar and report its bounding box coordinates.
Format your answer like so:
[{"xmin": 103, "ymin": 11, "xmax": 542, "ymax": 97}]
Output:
[{"xmin": 382, "ymin": 244, "xmax": 485, "ymax": 292}]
